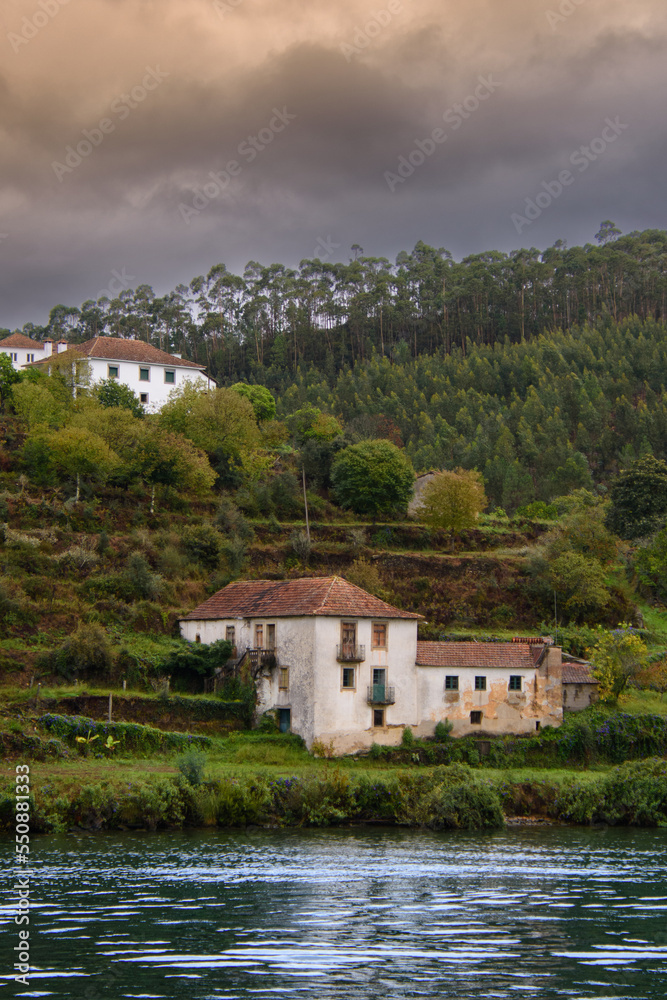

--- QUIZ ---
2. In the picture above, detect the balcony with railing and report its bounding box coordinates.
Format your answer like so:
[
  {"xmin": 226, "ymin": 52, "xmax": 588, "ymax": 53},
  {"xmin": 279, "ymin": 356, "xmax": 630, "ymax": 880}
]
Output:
[
  {"xmin": 367, "ymin": 684, "xmax": 395, "ymax": 705},
  {"xmin": 336, "ymin": 644, "xmax": 366, "ymax": 662},
  {"xmin": 245, "ymin": 647, "xmax": 277, "ymax": 671}
]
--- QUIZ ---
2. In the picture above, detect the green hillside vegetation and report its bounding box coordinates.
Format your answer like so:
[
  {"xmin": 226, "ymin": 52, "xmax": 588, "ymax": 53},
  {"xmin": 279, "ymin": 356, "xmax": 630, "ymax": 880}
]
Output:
[
  {"xmin": 2, "ymin": 314, "xmax": 667, "ymax": 686},
  {"xmin": 2, "ymin": 232, "xmax": 667, "ymax": 814}
]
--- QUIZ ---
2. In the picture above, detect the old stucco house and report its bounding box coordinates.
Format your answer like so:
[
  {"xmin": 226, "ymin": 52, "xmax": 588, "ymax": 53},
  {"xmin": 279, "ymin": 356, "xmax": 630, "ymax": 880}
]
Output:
[{"xmin": 180, "ymin": 576, "xmax": 565, "ymax": 752}]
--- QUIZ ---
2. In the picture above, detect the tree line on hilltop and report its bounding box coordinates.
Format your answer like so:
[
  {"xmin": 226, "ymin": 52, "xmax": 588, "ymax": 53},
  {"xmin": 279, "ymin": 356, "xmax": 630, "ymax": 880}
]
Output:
[{"xmin": 4, "ymin": 225, "xmax": 666, "ymax": 384}]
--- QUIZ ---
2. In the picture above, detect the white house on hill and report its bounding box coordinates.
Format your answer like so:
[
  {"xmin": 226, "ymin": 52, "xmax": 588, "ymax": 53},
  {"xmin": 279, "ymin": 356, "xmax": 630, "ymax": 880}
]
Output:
[
  {"xmin": 0, "ymin": 333, "xmax": 69, "ymax": 369},
  {"xmin": 25, "ymin": 336, "xmax": 215, "ymax": 410},
  {"xmin": 180, "ymin": 576, "xmax": 564, "ymax": 752}
]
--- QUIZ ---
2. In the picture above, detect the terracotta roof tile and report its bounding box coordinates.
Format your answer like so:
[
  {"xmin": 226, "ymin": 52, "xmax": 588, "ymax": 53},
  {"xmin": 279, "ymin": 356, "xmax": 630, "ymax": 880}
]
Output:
[
  {"xmin": 416, "ymin": 640, "xmax": 541, "ymax": 670},
  {"xmin": 181, "ymin": 576, "xmax": 422, "ymax": 621},
  {"xmin": 562, "ymin": 663, "xmax": 596, "ymax": 684},
  {"xmin": 0, "ymin": 333, "xmax": 47, "ymax": 350},
  {"xmin": 30, "ymin": 336, "xmax": 206, "ymax": 370}
]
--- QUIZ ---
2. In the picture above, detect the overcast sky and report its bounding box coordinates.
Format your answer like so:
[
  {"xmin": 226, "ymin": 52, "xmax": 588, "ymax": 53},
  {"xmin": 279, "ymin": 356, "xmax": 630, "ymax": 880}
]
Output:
[{"xmin": 1, "ymin": 0, "xmax": 665, "ymax": 329}]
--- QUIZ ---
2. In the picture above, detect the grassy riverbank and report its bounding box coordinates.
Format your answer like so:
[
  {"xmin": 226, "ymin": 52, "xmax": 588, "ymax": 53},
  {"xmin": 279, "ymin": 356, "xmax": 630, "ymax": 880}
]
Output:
[{"xmin": 2, "ymin": 723, "xmax": 667, "ymax": 834}]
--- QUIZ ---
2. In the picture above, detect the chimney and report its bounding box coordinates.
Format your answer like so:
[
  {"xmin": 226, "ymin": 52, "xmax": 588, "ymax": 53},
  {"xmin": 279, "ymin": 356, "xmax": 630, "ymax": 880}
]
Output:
[
  {"xmin": 57, "ymin": 341, "xmax": 68, "ymax": 353},
  {"xmin": 172, "ymin": 352, "xmax": 182, "ymax": 359},
  {"xmin": 43, "ymin": 339, "xmax": 53, "ymax": 357}
]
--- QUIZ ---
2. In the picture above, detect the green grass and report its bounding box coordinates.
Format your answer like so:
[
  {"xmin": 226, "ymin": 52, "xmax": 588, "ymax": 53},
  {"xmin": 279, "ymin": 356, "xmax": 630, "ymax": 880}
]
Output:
[
  {"xmin": 638, "ymin": 602, "xmax": 667, "ymax": 654},
  {"xmin": 618, "ymin": 688, "xmax": 667, "ymax": 715},
  {"xmin": 0, "ymin": 751, "xmax": 590, "ymax": 799},
  {"xmin": 0, "ymin": 683, "xmax": 217, "ymax": 705},
  {"xmin": 487, "ymin": 766, "xmax": 610, "ymax": 786}
]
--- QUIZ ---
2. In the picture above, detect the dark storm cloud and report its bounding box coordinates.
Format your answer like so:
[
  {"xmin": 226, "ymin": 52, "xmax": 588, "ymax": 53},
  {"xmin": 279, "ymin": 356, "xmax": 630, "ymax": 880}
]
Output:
[{"xmin": 0, "ymin": 0, "xmax": 665, "ymax": 327}]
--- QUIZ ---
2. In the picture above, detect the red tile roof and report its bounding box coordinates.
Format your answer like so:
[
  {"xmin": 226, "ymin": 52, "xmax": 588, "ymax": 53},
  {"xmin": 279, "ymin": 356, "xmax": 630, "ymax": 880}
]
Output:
[
  {"xmin": 0, "ymin": 333, "xmax": 46, "ymax": 350},
  {"xmin": 416, "ymin": 641, "xmax": 542, "ymax": 670},
  {"xmin": 181, "ymin": 576, "xmax": 423, "ymax": 621},
  {"xmin": 562, "ymin": 662, "xmax": 596, "ymax": 684},
  {"xmin": 30, "ymin": 336, "xmax": 205, "ymax": 369}
]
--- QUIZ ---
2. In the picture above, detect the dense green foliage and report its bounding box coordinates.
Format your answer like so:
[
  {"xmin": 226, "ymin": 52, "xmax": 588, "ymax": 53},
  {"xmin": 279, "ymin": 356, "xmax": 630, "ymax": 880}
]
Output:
[
  {"xmin": 331, "ymin": 439, "xmax": 414, "ymax": 516},
  {"xmin": 95, "ymin": 378, "xmax": 144, "ymax": 418},
  {"xmin": 157, "ymin": 639, "xmax": 235, "ymax": 692},
  {"xmin": 634, "ymin": 528, "xmax": 667, "ymax": 602},
  {"xmin": 606, "ymin": 456, "xmax": 667, "ymax": 540},
  {"xmin": 37, "ymin": 713, "xmax": 211, "ymax": 753},
  {"xmin": 373, "ymin": 711, "xmax": 667, "ymax": 768},
  {"xmin": 417, "ymin": 469, "xmax": 487, "ymax": 531},
  {"xmin": 554, "ymin": 758, "xmax": 667, "ymax": 826},
  {"xmin": 277, "ymin": 317, "xmax": 667, "ymax": 507},
  {"xmin": 4, "ymin": 750, "xmax": 667, "ymax": 832}
]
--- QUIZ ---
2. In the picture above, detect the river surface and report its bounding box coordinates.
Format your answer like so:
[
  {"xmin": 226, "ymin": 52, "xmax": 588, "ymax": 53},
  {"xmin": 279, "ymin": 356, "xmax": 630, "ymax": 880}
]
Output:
[{"xmin": 1, "ymin": 826, "xmax": 667, "ymax": 998}]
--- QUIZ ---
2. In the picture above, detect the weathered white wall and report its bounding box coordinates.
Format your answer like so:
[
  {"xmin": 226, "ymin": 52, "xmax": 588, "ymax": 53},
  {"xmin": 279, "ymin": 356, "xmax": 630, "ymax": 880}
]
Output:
[
  {"xmin": 180, "ymin": 614, "xmax": 317, "ymax": 745},
  {"xmin": 563, "ymin": 682, "xmax": 598, "ymax": 712},
  {"xmin": 312, "ymin": 618, "xmax": 419, "ymax": 754},
  {"xmin": 181, "ymin": 613, "xmax": 565, "ymax": 750},
  {"xmin": 414, "ymin": 646, "xmax": 563, "ymax": 736}
]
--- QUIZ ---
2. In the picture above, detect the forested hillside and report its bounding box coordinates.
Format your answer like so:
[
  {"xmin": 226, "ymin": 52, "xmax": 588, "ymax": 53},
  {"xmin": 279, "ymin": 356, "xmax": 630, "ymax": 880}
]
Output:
[
  {"xmin": 3, "ymin": 227, "xmax": 667, "ymax": 676},
  {"xmin": 4, "ymin": 229, "xmax": 667, "ymax": 509}
]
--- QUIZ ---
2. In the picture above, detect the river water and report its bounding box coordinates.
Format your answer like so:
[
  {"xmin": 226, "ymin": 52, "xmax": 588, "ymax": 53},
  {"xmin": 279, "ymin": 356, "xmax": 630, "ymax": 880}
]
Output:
[{"xmin": 1, "ymin": 826, "xmax": 667, "ymax": 998}]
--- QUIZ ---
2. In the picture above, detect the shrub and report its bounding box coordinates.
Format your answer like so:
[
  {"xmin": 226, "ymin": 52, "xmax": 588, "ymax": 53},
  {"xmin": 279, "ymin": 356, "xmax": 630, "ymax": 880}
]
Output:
[
  {"xmin": 516, "ymin": 500, "xmax": 559, "ymax": 519},
  {"xmin": 157, "ymin": 639, "xmax": 234, "ymax": 694},
  {"xmin": 331, "ymin": 440, "xmax": 414, "ymax": 518},
  {"xmin": 176, "ymin": 751, "xmax": 207, "ymax": 786},
  {"xmin": 180, "ymin": 523, "xmax": 223, "ymax": 569},
  {"xmin": 215, "ymin": 497, "xmax": 254, "ymax": 541},
  {"xmin": 269, "ymin": 472, "xmax": 301, "ymax": 517},
  {"xmin": 38, "ymin": 714, "xmax": 211, "ymax": 754},
  {"xmin": 222, "ymin": 537, "xmax": 247, "ymax": 575},
  {"xmin": 123, "ymin": 554, "xmax": 164, "ymax": 601},
  {"xmin": 428, "ymin": 780, "xmax": 505, "ymax": 831},
  {"xmin": 589, "ymin": 624, "xmax": 649, "ymax": 702},
  {"xmin": 290, "ymin": 529, "xmax": 311, "ymax": 564},
  {"xmin": 434, "ymin": 719, "xmax": 453, "ymax": 742},
  {"xmin": 556, "ymin": 758, "xmax": 667, "ymax": 826},
  {"xmin": 344, "ymin": 558, "xmax": 387, "ymax": 598},
  {"xmin": 0, "ymin": 583, "xmax": 22, "ymax": 623},
  {"xmin": 270, "ymin": 770, "xmax": 357, "ymax": 826},
  {"xmin": 417, "ymin": 469, "xmax": 487, "ymax": 531},
  {"xmin": 43, "ymin": 623, "xmax": 113, "ymax": 680},
  {"xmin": 401, "ymin": 726, "xmax": 415, "ymax": 747}
]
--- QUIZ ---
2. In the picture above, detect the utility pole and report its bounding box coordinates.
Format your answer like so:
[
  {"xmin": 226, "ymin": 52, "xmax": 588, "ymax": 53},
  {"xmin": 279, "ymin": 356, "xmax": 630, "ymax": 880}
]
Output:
[
  {"xmin": 302, "ymin": 467, "xmax": 311, "ymax": 544},
  {"xmin": 554, "ymin": 591, "xmax": 558, "ymax": 647}
]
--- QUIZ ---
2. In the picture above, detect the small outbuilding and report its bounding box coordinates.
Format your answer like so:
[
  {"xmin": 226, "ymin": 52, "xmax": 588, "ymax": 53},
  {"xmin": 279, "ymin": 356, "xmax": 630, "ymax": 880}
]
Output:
[{"xmin": 562, "ymin": 658, "xmax": 598, "ymax": 712}]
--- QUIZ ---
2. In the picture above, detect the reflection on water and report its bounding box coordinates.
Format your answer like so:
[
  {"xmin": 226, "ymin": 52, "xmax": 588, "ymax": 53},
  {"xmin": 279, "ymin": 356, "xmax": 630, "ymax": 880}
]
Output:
[{"xmin": 1, "ymin": 826, "xmax": 667, "ymax": 998}]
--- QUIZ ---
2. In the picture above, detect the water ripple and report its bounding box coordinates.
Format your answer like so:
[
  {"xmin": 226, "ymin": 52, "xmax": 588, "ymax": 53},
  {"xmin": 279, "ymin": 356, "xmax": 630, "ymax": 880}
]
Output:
[{"xmin": 1, "ymin": 826, "xmax": 667, "ymax": 998}]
